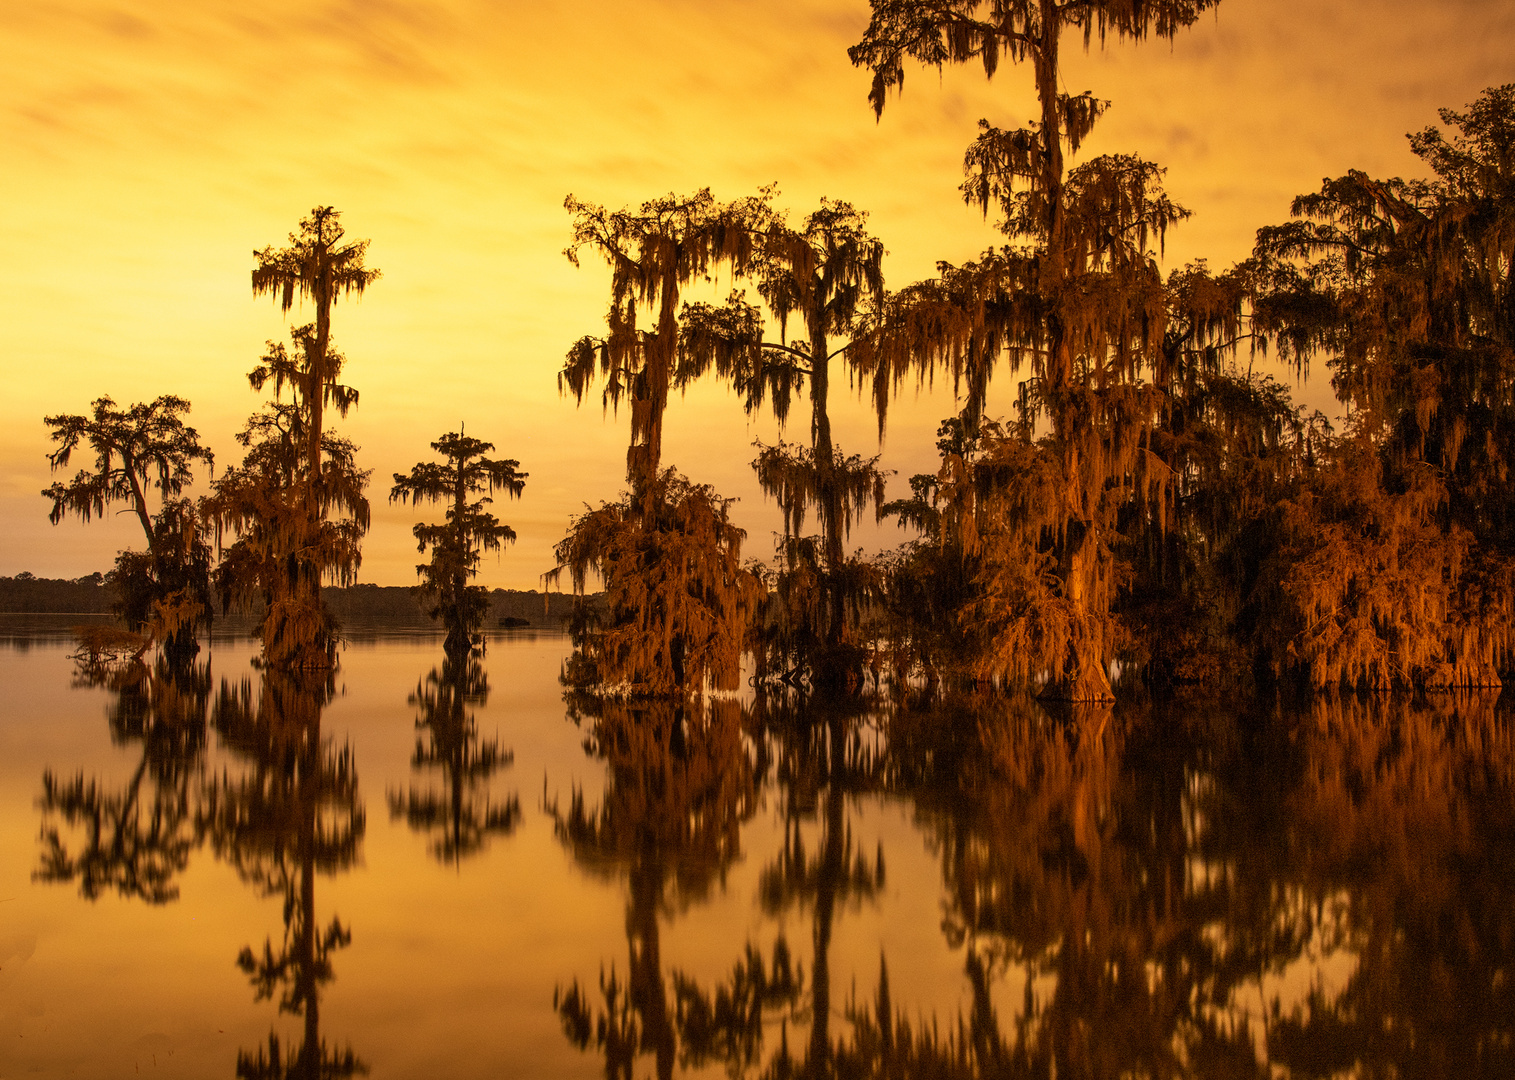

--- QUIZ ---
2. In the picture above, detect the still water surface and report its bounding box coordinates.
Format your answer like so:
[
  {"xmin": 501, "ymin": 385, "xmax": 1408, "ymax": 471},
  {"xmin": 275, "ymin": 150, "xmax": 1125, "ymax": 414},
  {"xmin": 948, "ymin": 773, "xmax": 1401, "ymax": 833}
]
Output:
[{"xmin": 2, "ymin": 616, "xmax": 1513, "ymax": 1078}]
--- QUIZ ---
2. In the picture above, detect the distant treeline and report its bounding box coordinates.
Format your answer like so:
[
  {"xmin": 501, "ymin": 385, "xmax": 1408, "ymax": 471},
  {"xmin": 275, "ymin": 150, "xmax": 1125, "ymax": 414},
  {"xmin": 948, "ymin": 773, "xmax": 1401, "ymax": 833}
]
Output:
[
  {"xmin": 0, "ymin": 573, "xmax": 113, "ymax": 613},
  {"xmin": 326, "ymin": 583, "xmax": 580, "ymax": 627},
  {"xmin": 0, "ymin": 573, "xmax": 581, "ymax": 628}
]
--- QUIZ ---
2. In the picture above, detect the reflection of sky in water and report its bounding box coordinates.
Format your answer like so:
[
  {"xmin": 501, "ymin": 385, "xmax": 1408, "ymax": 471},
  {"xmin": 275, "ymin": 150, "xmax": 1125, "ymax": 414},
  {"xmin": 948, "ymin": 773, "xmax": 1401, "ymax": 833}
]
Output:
[{"xmin": 2, "ymin": 616, "xmax": 1513, "ymax": 1076}]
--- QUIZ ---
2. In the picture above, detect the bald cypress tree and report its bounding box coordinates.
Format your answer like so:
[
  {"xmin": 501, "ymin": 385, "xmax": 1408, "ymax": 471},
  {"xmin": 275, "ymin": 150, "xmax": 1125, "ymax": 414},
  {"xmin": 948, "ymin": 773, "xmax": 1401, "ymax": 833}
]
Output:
[
  {"xmin": 206, "ymin": 209, "xmax": 378, "ymax": 670},
  {"xmin": 850, "ymin": 0, "xmax": 1218, "ymax": 699},
  {"xmin": 679, "ymin": 198, "xmax": 890, "ymax": 690},
  {"xmin": 43, "ymin": 395, "xmax": 214, "ymax": 656},
  {"xmin": 554, "ymin": 192, "xmax": 768, "ymax": 696}
]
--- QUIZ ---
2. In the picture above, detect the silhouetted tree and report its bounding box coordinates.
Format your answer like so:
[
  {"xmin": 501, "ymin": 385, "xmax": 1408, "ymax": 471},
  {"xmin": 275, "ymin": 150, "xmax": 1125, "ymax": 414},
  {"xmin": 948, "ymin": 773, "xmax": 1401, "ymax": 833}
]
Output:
[
  {"xmin": 680, "ymin": 198, "xmax": 890, "ymax": 690},
  {"xmin": 42, "ymin": 395, "xmax": 214, "ymax": 656},
  {"xmin": 390, "ymin": 429, "xmax": 526, "ymax": 655},
  {"xmin": 251, "ymin": 206, "xmax": 380, "ymax": 489}
]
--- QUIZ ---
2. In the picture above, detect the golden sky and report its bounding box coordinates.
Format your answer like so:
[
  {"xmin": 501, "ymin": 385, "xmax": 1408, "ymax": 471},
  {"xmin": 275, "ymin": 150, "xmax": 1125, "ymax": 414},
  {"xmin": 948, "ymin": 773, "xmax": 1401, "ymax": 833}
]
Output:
[{"xmin": 3, "ymin": 0, "xmax": 1512, "ymax": 589}]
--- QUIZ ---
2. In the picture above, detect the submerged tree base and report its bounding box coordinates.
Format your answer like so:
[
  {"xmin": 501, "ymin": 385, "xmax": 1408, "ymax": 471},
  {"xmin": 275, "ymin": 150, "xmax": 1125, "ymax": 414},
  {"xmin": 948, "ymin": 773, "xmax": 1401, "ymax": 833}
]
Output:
[{"xmin": 258, "ymin": 596, "xmax": 342, "ymax": 671}]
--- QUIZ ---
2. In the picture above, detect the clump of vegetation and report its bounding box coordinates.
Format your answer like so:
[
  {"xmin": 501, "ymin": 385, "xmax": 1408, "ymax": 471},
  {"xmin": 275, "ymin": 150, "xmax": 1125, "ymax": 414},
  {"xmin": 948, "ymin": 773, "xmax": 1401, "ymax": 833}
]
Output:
[
  {"xmin": 552, "ymin": 469, "xmax": 764, "ymax": 696},
  {"xmin": 69, "ymin": 624, "xmax": 151, "ymax": 669},
  {"xmin": 391, "ymin": 429, "xmax": 526, "ymax": 655},
  {"xmin": 1245, "ymin": 83, "xmax": 1515, "ymax": 689}
]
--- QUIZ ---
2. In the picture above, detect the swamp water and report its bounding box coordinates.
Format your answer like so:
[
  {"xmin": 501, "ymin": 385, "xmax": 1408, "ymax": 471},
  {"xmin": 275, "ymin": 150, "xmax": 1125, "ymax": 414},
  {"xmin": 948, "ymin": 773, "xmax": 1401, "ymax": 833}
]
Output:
[{"xmin": 2, "ymin": 616, "xmax": 1513, "ymax": 1078}]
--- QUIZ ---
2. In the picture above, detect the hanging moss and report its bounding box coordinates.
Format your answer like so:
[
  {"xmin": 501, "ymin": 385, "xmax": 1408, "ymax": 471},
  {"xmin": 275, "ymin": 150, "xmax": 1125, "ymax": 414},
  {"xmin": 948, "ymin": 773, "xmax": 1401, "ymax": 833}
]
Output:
[
  {"xmin": 207, "ymin": 209, "xmax": 377, "ymax": 671},
  {"xmin": 849, "ymin": 2, "xmax": 1216, "ymax": 700},
  {"xmin": 551, "ymin": 469, "xmax": 765, "ymax": 697},
  {"xmin": 1245, "ymin": 86, "xmax": 1515, "ymax": 690}
]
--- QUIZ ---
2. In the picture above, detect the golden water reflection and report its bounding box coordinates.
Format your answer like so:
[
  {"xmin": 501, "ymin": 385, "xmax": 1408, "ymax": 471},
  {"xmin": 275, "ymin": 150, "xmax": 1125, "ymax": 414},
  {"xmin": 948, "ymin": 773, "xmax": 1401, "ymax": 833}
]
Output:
[
  {"xmin": 206, "ymin": 669, "xmax": 365, "ymax": 1078},
  {"xmin": 388, "ymin": 654, "xmax": 520, "ymax": 865},
  {"xmin": 21, "ymin": 632, "xmax": 1515, "ymax": 1077}
]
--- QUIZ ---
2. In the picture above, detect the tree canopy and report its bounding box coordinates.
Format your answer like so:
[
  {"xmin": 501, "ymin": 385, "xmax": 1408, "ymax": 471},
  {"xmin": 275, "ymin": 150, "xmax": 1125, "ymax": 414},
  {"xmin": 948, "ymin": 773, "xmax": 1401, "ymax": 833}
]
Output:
[{"xmin": 43, "ymin": 395, "xmax": 215, "ymax": 654}]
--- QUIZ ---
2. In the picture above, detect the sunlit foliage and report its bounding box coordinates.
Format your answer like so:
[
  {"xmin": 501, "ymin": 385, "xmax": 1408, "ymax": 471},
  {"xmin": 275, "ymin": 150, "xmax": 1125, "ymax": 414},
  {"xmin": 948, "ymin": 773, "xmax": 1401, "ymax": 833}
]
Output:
[
  {"xmin": 551, "ymin": 469, "xmax": 764, "ymax": 696},
  {"xmin": 1248, "ymin": 85, "xmax": 1515, "ymax": 688},
  {"xmin": 205, "ymin": 387, "xmax": 370, "ymax": 671},
  {"xmin": 205, "ymin": 208, "xmax": 378, "ymax": 671},
  {"xmin": 391, "ymin": 430, "xmax": 526, "ymax": 655}
]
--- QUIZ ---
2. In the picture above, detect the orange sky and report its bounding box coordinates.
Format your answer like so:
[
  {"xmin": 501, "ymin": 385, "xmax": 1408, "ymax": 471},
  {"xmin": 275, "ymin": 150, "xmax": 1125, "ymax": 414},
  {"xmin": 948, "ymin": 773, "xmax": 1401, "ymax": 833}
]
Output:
[{"xmin": 4, "ymin": 0, "xmax": 1513, "ymax": 590}]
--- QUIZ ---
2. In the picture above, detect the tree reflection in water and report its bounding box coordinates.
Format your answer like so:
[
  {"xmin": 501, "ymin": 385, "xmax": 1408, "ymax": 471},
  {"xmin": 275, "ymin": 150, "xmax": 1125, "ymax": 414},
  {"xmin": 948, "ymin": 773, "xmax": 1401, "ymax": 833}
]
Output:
[
  {"xmin": 845, "ymin": 693, "xmax": 1515, "ymax": 1079},
  {"xmin": 753, "ymin": 692, "xmax": 887, "ymax": 1079},
  {"xmin": 1263, "ymin": 694, "xmax": 1515, "ymax": 1078},
  {"xmin": 387, "ymin": 653, "xmax": 519, "ymax": 865},
  {"xmin": 36, "ymin": 654, "xmax": 212, "ymax": 903},
  {"xmin": 551, "ymin": 692, "xmax": 782, "ymax": 1080},
  {"xmin": 552, "ymin": 689, "xmax": 894, "ymax": 1080},
  {"xmin": 553, "ymin": 687, "xmax": 1515, "ymax": 1079},
  {"xmin": 204, "ymin": 668, "xmax": 366, "ymax": 1079},
  {"xmin": 30, "ymin": 643, "xmax": 1515, "ymax": 1076},
  {"xmin": 849, "ymin": 696, "xmax": 1260, "ymax": 1078}
]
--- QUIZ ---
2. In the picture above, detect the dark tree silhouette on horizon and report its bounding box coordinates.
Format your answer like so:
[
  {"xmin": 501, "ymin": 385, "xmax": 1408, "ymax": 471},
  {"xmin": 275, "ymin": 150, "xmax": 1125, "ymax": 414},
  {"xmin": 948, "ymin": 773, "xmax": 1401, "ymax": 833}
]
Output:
[
  {"xmin": 390, "ymin": 429, "xmax": 525, "ymax": 655},
  {"xmin": 42, "ymin": 395, "xmax": 214, "ymax": 656}
]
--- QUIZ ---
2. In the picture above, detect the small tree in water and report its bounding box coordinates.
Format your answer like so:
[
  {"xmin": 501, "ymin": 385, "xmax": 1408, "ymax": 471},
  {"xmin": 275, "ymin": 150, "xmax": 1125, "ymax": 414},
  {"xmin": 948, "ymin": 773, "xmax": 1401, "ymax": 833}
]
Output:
[
  {"xmin": 42, "ymin": 395, "xmax": 214, "ymax": 658},
  {"xmin": 553, "ymin": 470, "xmax": 762, "ymax": 695},
  {"xmin": 390, "ymin": 430, "xmax": 526, "ymax": 655}
]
